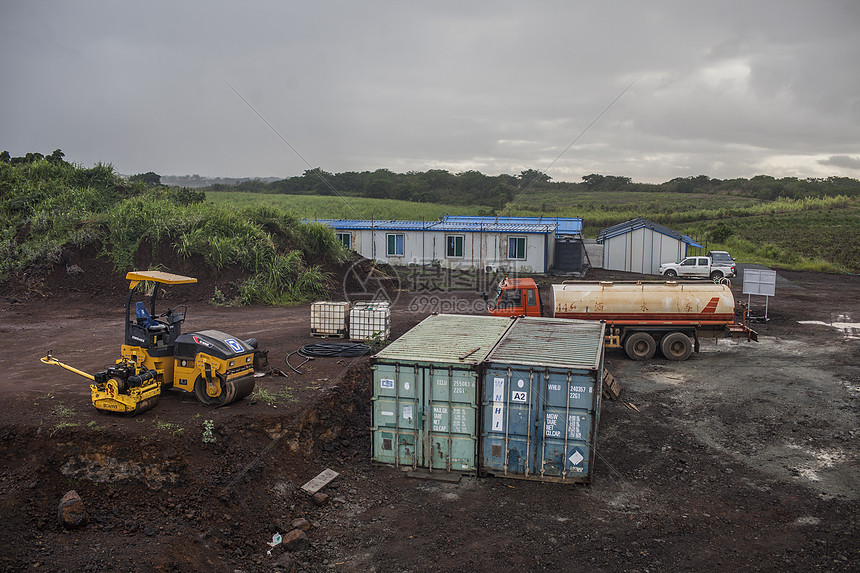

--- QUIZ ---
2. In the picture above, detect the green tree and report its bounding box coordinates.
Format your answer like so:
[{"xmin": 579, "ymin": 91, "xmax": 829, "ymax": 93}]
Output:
[
  {"xmin": 710, "ymin": 221, "xmax": 733, "ymax": 242},
  {"xmin": 519, "ymin": 169, "xmax": 551, "ymax": 186},
  {"xmin": 129, "ymin": 171, "xmax": 162, "ymax": 187},
  {"xmin": 47, "ymin": 149, "xmax": 65, "ymax": 164}
]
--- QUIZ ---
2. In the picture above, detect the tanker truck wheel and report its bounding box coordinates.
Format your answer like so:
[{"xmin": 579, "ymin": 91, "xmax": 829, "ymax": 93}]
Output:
[
  {"xmin": 624, "ymin": 332, "xmax": 656, "ymax": 360},
  {"xmin": 660, "ymin": 332, "xmax": 693, "ymax": 361}
]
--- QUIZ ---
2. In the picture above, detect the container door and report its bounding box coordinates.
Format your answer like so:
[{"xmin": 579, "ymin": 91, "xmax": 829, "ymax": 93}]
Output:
[
  {"xmin": 481, "ymin": 366, "xmax": 537, "ymax": 477},
  {"xmin": 426, "ymin": 366, "xmax": 479, "ymax": 472},
  {"xmin": 372, "ymin": 362, "xmax": 423, "ymax": 469},
  {"xmin": 535, "ymin": 369, "xmax": 598, "ymax": 480},
  {"xmin": 481, "ymin": 365, "xmax": 599, "ymax": 482}
]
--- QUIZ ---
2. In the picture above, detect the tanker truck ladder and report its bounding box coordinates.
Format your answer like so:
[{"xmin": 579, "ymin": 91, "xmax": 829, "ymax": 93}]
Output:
[{"xmin": 726, "ymin": 308, "xmax": 759, "ymax": 341}]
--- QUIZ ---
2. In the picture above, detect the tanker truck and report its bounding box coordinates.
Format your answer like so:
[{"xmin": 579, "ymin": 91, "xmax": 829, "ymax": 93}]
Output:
[{"xmin": 485, "ymin": 277, "xmax": 757, "ymax": 361}]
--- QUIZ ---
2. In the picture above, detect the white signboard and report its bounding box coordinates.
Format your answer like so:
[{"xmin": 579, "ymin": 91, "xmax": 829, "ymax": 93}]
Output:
[{"xmin": 743, "ymin": 269, "xmax": 777, "ymax": 297}]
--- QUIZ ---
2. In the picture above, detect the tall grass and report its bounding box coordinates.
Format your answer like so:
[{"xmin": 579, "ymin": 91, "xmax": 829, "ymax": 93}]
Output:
[
  {"xmin": 238, "ymin": 251, "xmax": 330, "ymax": 305},
  {"xmin": 2, "ymin": 158, "xmax": 348, "ymax": 303}
]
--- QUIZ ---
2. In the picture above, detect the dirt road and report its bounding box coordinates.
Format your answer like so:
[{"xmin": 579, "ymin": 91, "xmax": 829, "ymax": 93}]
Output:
[{"xmin": 0, "ymin": 269, "xmax": 857, "ymax": 572}]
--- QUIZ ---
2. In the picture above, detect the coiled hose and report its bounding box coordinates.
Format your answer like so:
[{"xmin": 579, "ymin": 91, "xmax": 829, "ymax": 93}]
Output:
[
  {"xmin": 286, "ymin": 342, "xmax": 373, "ymax": 374},
  {"xmin": 298, "ymin": 342, "xmax": 372, "ymax": 357}
]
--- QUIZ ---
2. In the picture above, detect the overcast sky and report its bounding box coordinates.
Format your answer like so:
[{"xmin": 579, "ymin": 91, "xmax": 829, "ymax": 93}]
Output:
[{"xmin": 2, "ymin": 1, "xmax": 859, "ymax": 183}]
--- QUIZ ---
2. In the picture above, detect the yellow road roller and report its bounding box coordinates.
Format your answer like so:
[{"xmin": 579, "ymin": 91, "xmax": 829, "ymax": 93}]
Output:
[{"xmin": 41, "ymin": 270, "xmax": 258, "ymax": 415}]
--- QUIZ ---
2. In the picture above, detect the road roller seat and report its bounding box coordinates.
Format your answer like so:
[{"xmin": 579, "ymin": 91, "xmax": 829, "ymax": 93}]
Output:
[{"xmin": 135, "ymin": 302, "xmax": 168, "ymax": 335}]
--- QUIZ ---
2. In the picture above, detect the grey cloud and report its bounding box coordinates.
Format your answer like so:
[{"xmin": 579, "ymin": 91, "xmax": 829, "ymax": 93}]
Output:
[
  {"xmin": 818, "ymin": 155, "xmax": 860, "ymax": 170},
  {"xmin": 1, "ymin": 1, "xmax": 859, "ymax": 183}
]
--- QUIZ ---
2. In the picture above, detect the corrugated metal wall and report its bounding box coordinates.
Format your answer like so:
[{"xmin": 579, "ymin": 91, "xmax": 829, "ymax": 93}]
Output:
[{"xmin": 602, "ymin": 228, "xmax": 687, "ymax": 274}]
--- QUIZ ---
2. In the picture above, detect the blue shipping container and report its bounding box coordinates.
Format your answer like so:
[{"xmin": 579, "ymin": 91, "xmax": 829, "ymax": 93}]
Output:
[{"xmin": 480, "ymin": 318, "xmax": 605, "ymax": 483}]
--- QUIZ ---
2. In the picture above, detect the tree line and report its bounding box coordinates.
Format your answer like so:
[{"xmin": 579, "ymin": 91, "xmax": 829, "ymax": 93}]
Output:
[
  {"xmin": 4, "ymin": 149, "xmax": 858, "ymax": 205},
  {"xmin": 203, "ymin": 167, "xmax": 860, "ymax": 204}
]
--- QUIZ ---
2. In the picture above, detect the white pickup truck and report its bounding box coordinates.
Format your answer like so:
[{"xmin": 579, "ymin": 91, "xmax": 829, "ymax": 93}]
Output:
[{"xmin": 659, "ymin": 256, "xmax": 736, "ymax": 280}]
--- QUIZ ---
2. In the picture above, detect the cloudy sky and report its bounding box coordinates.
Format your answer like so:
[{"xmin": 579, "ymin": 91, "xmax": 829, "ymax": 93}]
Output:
[{"xmin": 2, "ymin": 1, "xmax": 859, "ymax": 183}]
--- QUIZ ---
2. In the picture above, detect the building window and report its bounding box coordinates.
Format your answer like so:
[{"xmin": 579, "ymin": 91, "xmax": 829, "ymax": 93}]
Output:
[
  {"xmin": 446, "ymin": 235, "xmax": 464, "ymax": 258},
  {"xmin": 508, "ymin": 237, "xmax": 526, "ymax": 259},
  {"xmin": 336, "ymin": 232, "xmax": 351, "ymax": 249},
  {"xmin": 386, "ymin": 233, "xmax": 404, "ymax": 257}
]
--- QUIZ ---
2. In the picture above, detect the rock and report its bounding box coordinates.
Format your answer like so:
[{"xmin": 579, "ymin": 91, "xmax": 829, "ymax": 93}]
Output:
[
  {"xmin": 312, "ymin": 492, "xmax": 329, "ymax": 506},
  {"xmin": 57, "ymin": 490, "xmax": 88, "ymax": 529},
  {"xmin": 274, "ymin": 553, "xmax": 294, "ymax": 571},
  {"xmin": 291, "ymin": 518, "xmax": 311, "ymax": 531},
  {"xmin": 196, "ymin": 527, "xmax": 215, "ymax": 544},
  {"xmin": 282, "ymin": 529, "xmax": 309, "ymax": 552}
]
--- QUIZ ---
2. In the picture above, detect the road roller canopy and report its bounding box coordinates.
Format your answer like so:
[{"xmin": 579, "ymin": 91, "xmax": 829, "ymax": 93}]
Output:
[{"xmin": 126, "ymin": 270, "xmax": 198, "ymax": 289}]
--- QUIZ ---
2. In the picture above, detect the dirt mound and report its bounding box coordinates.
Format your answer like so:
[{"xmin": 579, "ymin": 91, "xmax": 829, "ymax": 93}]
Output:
[{"xmin": 0, "ymin": 361, "xmax": 372, "ymax": 572}]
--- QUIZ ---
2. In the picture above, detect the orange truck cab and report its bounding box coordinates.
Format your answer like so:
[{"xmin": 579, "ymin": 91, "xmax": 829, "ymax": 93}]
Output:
[{"xmin": 486, "ymin": 277, "xmax": 542, "ymax": 317}]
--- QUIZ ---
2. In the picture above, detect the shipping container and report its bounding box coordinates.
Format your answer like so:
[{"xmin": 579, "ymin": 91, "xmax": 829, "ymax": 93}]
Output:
[
  {"xmin": 371, "ymin": 314, "xmax": 513, "ymax": 473},
  {"xmin": 349, "ymin": 301, "xmax": 391, "ymax": 342},
  {"xmin": 310, "ymin": 301, "xmax": 350, "ymax": 337},
  {"xmin": 481, "ymin": 317, "xmax": 605, "ymax": 483}
]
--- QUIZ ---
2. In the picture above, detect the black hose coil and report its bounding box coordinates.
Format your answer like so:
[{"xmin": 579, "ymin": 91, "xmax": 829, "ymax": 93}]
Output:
[{"xmin": 297, "ymin": 342, "xmax": 372, "ymax": 358}]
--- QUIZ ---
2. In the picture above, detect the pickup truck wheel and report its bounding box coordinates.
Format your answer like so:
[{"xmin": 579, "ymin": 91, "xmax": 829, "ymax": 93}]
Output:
[
  {"xmin": 661, "ymin": 332, "xmax": 693, "ymax": 361},
  {"xmin": 710, "ymin": 270, "xmax": 723, "ymax": 280},
  {"xmin": 624, "ymin": 332, "xmax": 656, "ymax": 360},
  {"xmin": 663, "ymin": 269, "xmax": 677, "ymax": 278}
]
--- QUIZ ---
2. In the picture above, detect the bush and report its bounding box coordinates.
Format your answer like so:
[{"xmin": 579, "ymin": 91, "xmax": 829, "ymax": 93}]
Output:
[
  {"xmin": 1, "ymin": 156, "xmax": 345, "ymax": 301},
  {"xmin": 710, "ymin": 222, "xmax": 733, "ymax": 242}
]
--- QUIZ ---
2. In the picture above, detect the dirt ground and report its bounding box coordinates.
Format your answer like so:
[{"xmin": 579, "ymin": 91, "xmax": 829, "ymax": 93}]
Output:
[{"xmin": 0, "ymin": 262, "xmax": 858, "ymax": 572}]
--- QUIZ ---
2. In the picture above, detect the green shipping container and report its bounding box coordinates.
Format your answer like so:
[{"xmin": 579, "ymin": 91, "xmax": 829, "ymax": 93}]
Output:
[{"xmin": 371, "ymin": 314, "xmax": 513, "ymax": 473}]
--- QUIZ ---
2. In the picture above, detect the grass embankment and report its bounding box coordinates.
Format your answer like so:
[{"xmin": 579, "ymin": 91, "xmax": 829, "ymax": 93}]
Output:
[{"xmin": 1, "ymin": 159, "xmax": 345, "ymax": 303}]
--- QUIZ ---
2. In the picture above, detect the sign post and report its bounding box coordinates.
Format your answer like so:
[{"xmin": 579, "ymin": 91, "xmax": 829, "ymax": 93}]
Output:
[{"xmin": 742, "ymin": 268, "xmax": 777, "ymax": 321}]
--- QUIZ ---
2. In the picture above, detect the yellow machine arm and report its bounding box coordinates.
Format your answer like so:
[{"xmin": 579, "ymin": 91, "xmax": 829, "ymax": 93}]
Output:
[
  {"xmin": 40, "ymin": 352, "xmax": 95, "ymax": 381},
  {"xmin": 40, "ymin": 351, "xmax": 162, "ymax": 415}
]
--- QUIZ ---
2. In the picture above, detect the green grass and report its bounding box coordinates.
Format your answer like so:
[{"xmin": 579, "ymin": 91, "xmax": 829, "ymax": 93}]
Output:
[
  {"xmin": 5, "ymin": 157, "xmax": 856, "ymax": 280},
  {"xmin": 49, "ymin": 402, "xmax": 79, "ymax": 436},
  {"xmin": 153, "ymin": 418, "xmax": 185, "ymax": 436},
  {"xmin": 2, "ymin": 158, "xmax": 347, "ymax": 304},
  {"xmin": 679, "ymin": 205, "xmax": 860, "ymax": 273},
  {"xmin": 210, "ymin": 189, "xmax": 860, "ymax": 273},
  {"xmin": 504, "ymin": 190, "xmax": 860, "ymax": 272},
  {"xmin": 207, "ymin": 191, "xmax": 496, "ymax": 220},
  {"xmin": 51, "ymin": 403, "xmax": 76, "ymax": 418},
  {"xmin": 251, "ymin": 385, "xmax": 298, "ymax": 406}
]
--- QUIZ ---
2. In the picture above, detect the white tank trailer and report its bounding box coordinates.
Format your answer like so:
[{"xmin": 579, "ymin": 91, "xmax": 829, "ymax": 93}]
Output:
[{"xmin": 548, "ymin": 281, "xmax": 753, "ymax": 360}]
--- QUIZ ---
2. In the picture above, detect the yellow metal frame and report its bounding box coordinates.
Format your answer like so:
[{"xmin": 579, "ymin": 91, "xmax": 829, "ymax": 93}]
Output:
[{"xmin": 126, "ymin": 270, "xmax": 197, "ymax": 290}]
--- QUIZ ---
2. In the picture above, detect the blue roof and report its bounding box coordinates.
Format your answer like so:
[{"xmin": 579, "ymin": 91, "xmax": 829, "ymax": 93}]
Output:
[
  {"xmin": 597, "ymin": 218, "xmax": 703, "ymax": 248},
  {"xmin": 312, "ymin": 219, "xmax": 430, "ymax": 231},
  {"xmin": 443, "ymin": 216, "xmax": 582, "ymax": 235},
  {"xmin": 311, "ymin": 218, "xmax": 564, "ymax": 234}
]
